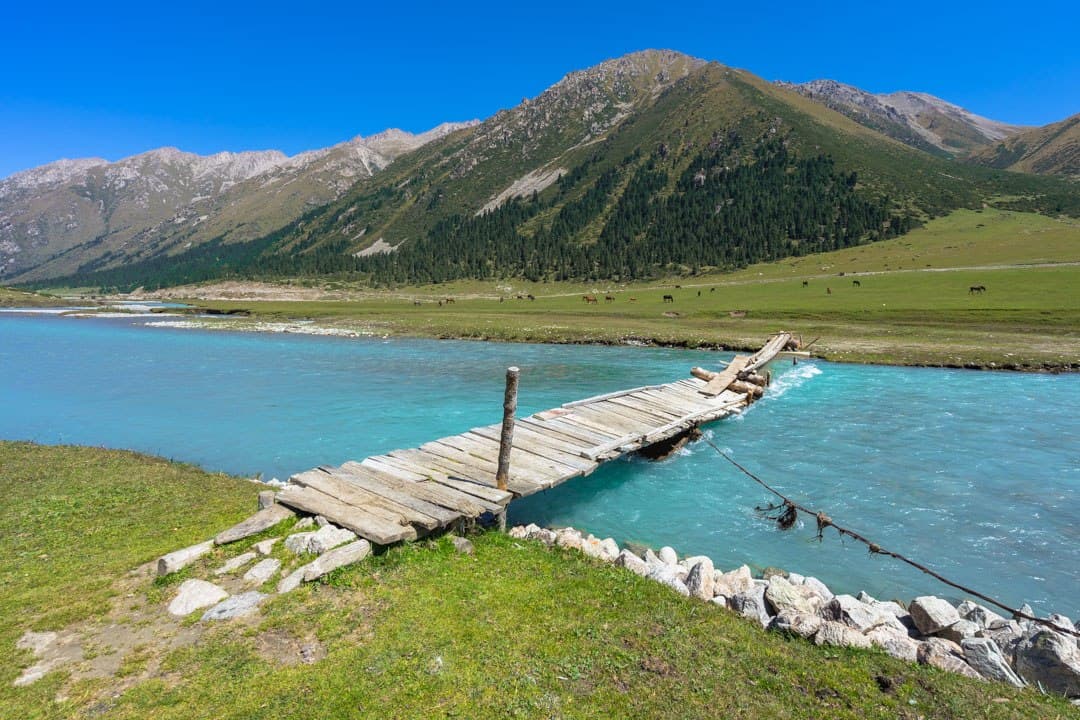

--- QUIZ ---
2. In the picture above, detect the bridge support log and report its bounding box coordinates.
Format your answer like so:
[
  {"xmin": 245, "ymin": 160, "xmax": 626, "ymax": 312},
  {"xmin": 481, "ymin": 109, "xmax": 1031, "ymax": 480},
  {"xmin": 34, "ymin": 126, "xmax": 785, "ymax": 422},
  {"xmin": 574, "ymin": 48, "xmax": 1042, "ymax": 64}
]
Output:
[{"xmin": 496, "ymin": 367, "xmax": 520, "ymax": 493}]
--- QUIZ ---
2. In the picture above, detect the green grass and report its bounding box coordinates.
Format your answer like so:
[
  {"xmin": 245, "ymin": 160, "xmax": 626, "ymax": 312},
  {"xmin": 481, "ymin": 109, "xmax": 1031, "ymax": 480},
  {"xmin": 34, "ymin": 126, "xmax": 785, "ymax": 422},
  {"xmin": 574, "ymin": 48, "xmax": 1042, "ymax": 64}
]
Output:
[
  {"xmin": 0, "ymin": 287, "xmax": 71, "ymax": 307},
  {"xmin": 0, "ymin": 443, "xmax": 1072, "ymax": 718}
]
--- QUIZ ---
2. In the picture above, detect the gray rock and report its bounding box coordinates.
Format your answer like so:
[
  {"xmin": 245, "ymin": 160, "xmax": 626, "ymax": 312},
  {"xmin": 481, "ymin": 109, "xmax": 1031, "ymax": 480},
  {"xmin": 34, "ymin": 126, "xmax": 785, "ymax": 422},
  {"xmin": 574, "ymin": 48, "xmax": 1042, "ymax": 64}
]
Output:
[
  {"xmin": 156, "ymin": 540, "xmax": 214, "ymax": 577},
  {"xmin": 730, "ymin": 583, "xmax": 771, "ymax": 627},
  {"xmin": 16, "ymin": 630, "xmax": 57, "ymax": 656},
  {"xmin": 647, "ymin": 564, "xmax": 690, "ymax": 596},
  {"xmin": 252, "ymin": 538, "xmax": 279, "ymax": 556},
  {"xmin": 643, "ymin": 548, "xmax": 664, "ymax": 569},
  {"xmin": 302, "ymin": 539, "xmax": 372, "ymax": 582},
  {"xmin": 315, "ymin": 515, "xmax": 329, "ymax": 527},
  {"xmin": 980, "ymin": 619, "xmax": 1024, "ymax": 658},
  {"xmin": 535, "ymin": 529, "xmax": 557, "ymax": 546},
  {"xmin": 1014, "ymin": 627, "xmax": 1080, "ymax": 696},
  {"xmin": 866, "ymin": 627, "xmax": 920, "ymax": 661},
  {"xmin": 769, "ymin": 611, "xmax": 822, "ymax": 639},
  {"xmin": 257, "ymin": 490, "xmax": 276, "ymax": 510},
  {"xmin": 713, "ymin": 565, "xmax": 753, "ymax": 599},
  {"xmin": 909, "ymin": 596, "xmax": 961, "ymax": 636},
  {"xmin": 961, "ymin": 637, "xmax": 1025, "ymax": 687},
  {"xmin": 555, "ymin": 528, "xmax": 583, "ymax": 551},
  {"xmin": 201, "ymin": 591, "xmax": 267, "ymax": 621},
  {"xmin": 765, "ymin": 576, "xmax": 818, "ymax": 616},
  {"xmin": 294, "ymin": 517, "xmax": 315, "ymax": 530},
  {"xmin": 938, "ymin": 619, "xmax": 982, "ymax": 644},
  {"xmin": 615, "ymin": 549, "xmax": 649, "ymax": 577},
  {"xmin": 508, "ymin": 525, "xmax": 528, "ymax": 539},
  {"xmin": 277, "ymin": 568, "xmax": 305, "ymax": 594},
  {"xmin": 285, "ymin": 530, "xmax": 317, "ymax": 554},
  {"xmin": 801, "ymin": 576, "xmax": 834, "ymax": 602},
  {"xmin": 450, "ymin": 536, "xmax": 474, "ymax": 555},
  {"xmin": 824, "ymin": 594, "xmax": 906, "ymax": 634},
  {"xmin": 309, "ymin": 525, "xmax": 356, "ymax": 554},
  {"xmin": 815, "ymin": 621, "xmax": 872, "ymax": 649},
  {"xmin": 580, "ymin": 535, "xmax": 606, "ymax": 560},
  {"xmin": 658, "ymin": 546, "xmax": 678, "ymax": 566},
  {"xmin": 957, "ymin": 600, "xmax": 1006, "ymax": 629},
  {"xmin": 599, "ymin": 538, "xmax": 620, "ymax": 562},
  {"xmin": 711, "ymin": 595, "xmax": 728, "ymax": 608},
  {"xmin": 168, "ymin": 579, "xmax": 229, "ymax": 617},
  {"xmin": 214, "ymin": 505, "xmax": 295, "ymax": 545},
  {"xmin": 786, "ymin": 572, "xmax": 806, "ymax": 585},
  {"xmin": 521, "ymin": 523, "xmax": 543, "ymax": 539},
  {"xmin": 685, "ymin": 560, "xmax": 714, "ymax": 601},
  {"xmin": 1048, "ymin": 614, "xmax": 1075, "ymax": 634},
  {"xmin": 214, "ymin": 551, "xmax": 257, "ymax": 575},
  {"xmin": 243, "ymin": 558, "xmax": 281, "ymax": 585},
  {"xmin": 918, "ymin": 639, "xmax": 982, "ymax": 680}
]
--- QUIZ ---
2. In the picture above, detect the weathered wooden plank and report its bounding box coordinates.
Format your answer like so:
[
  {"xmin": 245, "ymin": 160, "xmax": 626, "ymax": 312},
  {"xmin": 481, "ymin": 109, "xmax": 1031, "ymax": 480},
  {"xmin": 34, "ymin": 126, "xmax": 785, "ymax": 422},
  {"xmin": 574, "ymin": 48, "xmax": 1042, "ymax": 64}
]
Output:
[
  {"xmin": 642, "ymin": 386, "xmax": 716, "ymax": 411},
  {"xmin": 696, "ymin": 355, "xmax": 750, "ymax": 396},
  {"xmin": 292, "ymin": 469, "xmax": 443, "ymax": 531},
  {"xmin": 508, "ymin": 423, "xmax": 600, "ymax": 460},
  {"xmin": 471, "ymin": 424, "xmax": 597, "ymax": 473},
  {"xmin": 407, "ymin": 445, "xmax": 542, "ymax": 497},
  {"xmin": 386, "ymin": 449, "xmax": 518, "ymax": 503},
  {"xmin": 333, "ymin": 463, "xmax": 483, "ymax": 519},
  {"xmin": 610, "ymin": 393, "xmax": 688, "ymax": 418},
  {"xmin": 437, "ymin": 433, "xmax": 564, "ymax": 485},
  {"xmin": 571, "ymin": 406, "xmax": 655, "ymax": 435},
  {"xmin": 277, "ymin": 485, "xmax": 416, "ymax": 545},
  {"xmin": 460, "ymin": 432, "xmax": 579, "ymax": 482},
  {"xmin": 535, "ymin": 415, "xmax": 622, "ymax": 443},
  {"xmin": 341, "ymin": 460, "xmax": 506, "ymax": 513},
  {"xmin": 598, "ymin": 397, "xmax": 682, "ymax": 424},
  {"xmin": 516, "ymin": 418, "xmax": 598, "ymax": 451},
  {"xmin": 561, "ymin": 384, "xmax": 665, "ymax": 408}
]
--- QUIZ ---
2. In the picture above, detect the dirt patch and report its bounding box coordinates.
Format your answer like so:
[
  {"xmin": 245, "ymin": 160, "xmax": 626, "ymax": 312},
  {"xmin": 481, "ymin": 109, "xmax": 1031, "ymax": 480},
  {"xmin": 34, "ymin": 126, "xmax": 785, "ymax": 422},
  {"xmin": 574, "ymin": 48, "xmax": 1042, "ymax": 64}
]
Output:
[{"xmin": 255, "ymin": 629, "xmax": 326, "ymax": 666}]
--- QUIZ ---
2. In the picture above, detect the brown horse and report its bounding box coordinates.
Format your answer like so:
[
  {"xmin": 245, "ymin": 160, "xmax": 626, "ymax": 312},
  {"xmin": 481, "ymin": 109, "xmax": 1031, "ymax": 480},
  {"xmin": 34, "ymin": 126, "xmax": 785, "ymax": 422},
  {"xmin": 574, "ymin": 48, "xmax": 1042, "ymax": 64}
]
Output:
[
  {"xmin": 663, "ymin": 294, "xmax": 675, "ymax": 303},
  {"xmin": 604, "ymin": 295, "xmax": 615, "ymax": 302},
  {"xmin": 583, "ymin": 295, "xmax": 599, "ymax": 304}
]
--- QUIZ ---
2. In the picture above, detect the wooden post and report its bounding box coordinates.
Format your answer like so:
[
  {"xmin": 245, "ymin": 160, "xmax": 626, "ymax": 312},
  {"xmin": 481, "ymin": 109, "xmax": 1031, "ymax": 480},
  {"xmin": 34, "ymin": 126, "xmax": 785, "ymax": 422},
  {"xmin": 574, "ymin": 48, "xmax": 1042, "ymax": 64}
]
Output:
[{"xmin": 496, "ymin": 366, "xmax": 519, "ymax": 492}]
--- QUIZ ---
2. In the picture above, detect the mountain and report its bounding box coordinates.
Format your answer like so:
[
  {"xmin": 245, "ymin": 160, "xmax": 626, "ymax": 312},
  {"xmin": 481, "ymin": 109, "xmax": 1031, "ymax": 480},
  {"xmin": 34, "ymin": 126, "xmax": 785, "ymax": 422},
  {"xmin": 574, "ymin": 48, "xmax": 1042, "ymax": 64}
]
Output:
[
  {"xmin": 775, "ymin": 79, "xmax": 1028, "ymax": 157},
  {"xmin": 966, "ymin": 113, "xmax": 1080, "ymax": 178},
  {"xmin": 0, "ymin": 122, "xmax": 476, "ymax": 281},
  {"xmin": 12, "ymin": 50, "xmax": 1078, "ymax": 292}
]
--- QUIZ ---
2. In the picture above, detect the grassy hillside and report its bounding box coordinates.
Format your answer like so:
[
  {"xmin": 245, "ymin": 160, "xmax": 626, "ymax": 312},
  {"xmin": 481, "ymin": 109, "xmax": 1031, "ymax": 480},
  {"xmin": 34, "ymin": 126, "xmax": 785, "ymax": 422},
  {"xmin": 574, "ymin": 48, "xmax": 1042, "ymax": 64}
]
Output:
[
  {"xmin": 968, "ymin": 113, "xmax": 1080, "ymax": 179},
  {"xmin": 0, "ymin": 286, "xmax": 71, "ymax": 307},
  {"xmin": 1, "ymin": 442, "xmax": 1071, "ymax": 719}
]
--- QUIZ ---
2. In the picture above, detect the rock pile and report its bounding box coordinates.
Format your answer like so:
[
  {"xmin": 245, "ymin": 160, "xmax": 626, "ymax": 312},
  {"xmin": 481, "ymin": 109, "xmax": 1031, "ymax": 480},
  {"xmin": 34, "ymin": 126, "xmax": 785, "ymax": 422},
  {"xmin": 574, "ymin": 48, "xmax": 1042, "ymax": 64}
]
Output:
[{"xmin": 509, "ymin": 524, "xmax": 1080, "ymax": 698}]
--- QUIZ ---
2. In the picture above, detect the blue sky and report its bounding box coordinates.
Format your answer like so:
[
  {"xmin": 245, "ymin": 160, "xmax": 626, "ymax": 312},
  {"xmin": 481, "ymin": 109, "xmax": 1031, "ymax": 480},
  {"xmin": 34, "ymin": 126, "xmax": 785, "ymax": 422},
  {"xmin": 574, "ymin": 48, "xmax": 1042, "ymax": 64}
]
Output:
[{"xmin": 2, "ymin": 0, "xmax": 1077, "ymax": 178}]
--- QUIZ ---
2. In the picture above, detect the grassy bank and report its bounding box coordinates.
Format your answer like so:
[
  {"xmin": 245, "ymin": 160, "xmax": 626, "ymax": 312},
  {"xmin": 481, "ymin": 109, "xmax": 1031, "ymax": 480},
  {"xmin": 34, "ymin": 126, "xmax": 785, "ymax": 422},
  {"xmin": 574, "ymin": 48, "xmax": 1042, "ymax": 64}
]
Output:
[{"xmin": 0, "ymin": 442, "xmax": 1072, "ymax": 718}]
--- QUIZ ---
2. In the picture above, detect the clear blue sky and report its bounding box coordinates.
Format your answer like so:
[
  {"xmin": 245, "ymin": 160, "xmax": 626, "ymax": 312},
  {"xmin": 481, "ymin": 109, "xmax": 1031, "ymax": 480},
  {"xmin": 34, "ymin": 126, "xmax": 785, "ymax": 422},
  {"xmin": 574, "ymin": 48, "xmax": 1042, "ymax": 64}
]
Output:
[{"xmin": 2, "ymin": 0, "xmax": 1077, "ymax": 178}]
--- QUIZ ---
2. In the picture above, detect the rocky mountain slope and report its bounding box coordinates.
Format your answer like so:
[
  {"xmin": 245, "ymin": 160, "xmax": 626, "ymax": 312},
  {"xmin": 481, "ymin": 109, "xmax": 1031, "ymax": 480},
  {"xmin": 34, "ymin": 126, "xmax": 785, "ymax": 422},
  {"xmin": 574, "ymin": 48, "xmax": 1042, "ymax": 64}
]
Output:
[
  {"xmin": 967, "ymin": 112, "xmax": 1079, "ymax": 178},
  {"xmin": 0, "ymin": 122, "xmax": 476, "ymax": 281},
  {"xmin": 776, "ymin": 79, "xmax": 1028, "ymax": 157}
]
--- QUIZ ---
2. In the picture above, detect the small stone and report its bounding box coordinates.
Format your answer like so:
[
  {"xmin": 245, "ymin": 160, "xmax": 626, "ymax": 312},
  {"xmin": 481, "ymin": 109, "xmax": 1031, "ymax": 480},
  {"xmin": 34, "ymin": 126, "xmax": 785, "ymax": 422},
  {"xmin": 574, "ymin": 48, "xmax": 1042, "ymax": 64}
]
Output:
[
  {"xmin": 302, "ymin": 539, "xmax": 371, "ymax": 581},
  {"xmin": 769, "ymin": 610, "xmax": 822, "ymax": 639},
  {"xmin": 168, "ymin": 579, "xmax": 229, "ymax": 617},
  {"xmin": 536, "ymin": 529, "xmax": 557, "ymax": 546},
  {"xmin": 910, "ymin": 596, "xmax": 961, "ymax": 636},
  {"xmin": 815, "ymin": 621, "xmax": 872, "ymax": 649},
  {"xmin": 786, "ymin": 572, "xmax": 806, "ymax": 585},
  {"xmin": 508, "ymin": 525, "xmax": 528, "ymax": 539},
  {"xmin": 918, "ymin": 640, "xmax": 982, "ymax": 680},
  {"xmin": 938, "ymin": 619, "xmax": 981, "ymax": 644},
  {"xmin": 294, "ymin": 517, "xmax": 315, "ymax": 530},
  {"xmin": 713, "ymin": 565, "xmax": 753, "ymax": 598},
  {"xmin": 599, "ymin": 538, "xmax": 620, "ymax": 562},
  {"xmin": 801, "ymin": 576, "xmax": 834, "ymax": 602},
  {"xmin": 685, "ymin": 560, "xmax": 715, "ymax": 601},
  {"xmin": 957, "ymin": 600, "xmax": 1006, "ymax": 629},
  {"xmin": 711, "ymin": 595, "xmax": 728, "ymax": 609},
  {"xmin": 615, "ymin": 549, "xmax": 648, "ymax": 577},
  {"xmin": 201, "ymin": 591, "xmax": 267, "ymax": 621},
  {"xmin": 962, "ymin": 637, "xmax": 1025, "ymax": 687},
  {"xmin": 647, "ymin": 564, "xmax": 690, "ymax": 596},
  {"xmin": 214, "ymin": 552, "xmax": 256, "ymax": 575},
  {"xmin": 522, "ymin": 523, "xmax": 543, "ymax": 539},
  {"xmin": 643, "ymin": 548, "xmax": 664, "ymax": 570},
  {"xmin": 658, "ymin": 546, "xmax": 678, "ymax": 566},
  {"xmin": 555, "ymin": 528, "xmax": 582, "ymax": 550},
  {"xmin": 277, "ymin": 569, "xmax": 304, "ymax": 594},
  {"xmin": 315, "ymin": 515, "xmax": 329, "ymax": 527},
  {"xmin": 257, "ymin": 490, "xmax": 276, "ymax": 510},
  {"xmin": 581, "ymin": 535, "xmax": 605, "ymax": 559},
  {"xmin": 730, "ymin": 583, "xmax": 771, "ymax": 628},
  {"xmin": 285, "ymin": 531, "xmax": 317, "ymax": 554},
  {"xmin": 450, "ymin": 536, "xmax": 474, "ymax": 555},
  {"xmin": 156, "ymin": 540, "xmax": 214, "ymax": 577},
  {"xmin": 252, "ymin": 538, "xmax": 279, "ymax": 556},
  {"xmin": 309, "ymin": 525, "xmax": 357, "ymax": 554},
  {"xmin": 243, "ymin": 558, "xmax": 281, "ymax": 585},
  {"xmin": 765, "ymin": 576, "xmax": 819, "ymax": 616}
]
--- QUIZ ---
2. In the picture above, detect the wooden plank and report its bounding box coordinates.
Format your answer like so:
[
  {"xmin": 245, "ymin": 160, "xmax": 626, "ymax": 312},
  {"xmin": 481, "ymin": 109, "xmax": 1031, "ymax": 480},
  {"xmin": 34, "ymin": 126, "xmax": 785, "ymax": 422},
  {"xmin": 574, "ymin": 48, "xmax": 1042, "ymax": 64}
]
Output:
[
  {"xmin": 335, "ymin": 462, "xmax": 489, "ymax": 518},
  {"xmin": 641, "ymin": 386, "xmax": 716, "ymax": 410},
  {"xmin": 448, "ymin": 433, "xmax": 569, "ymax": 486},
  {"xmin": 342, "ymin": 460, "xmax": 506, "ymax": 513},
  {"xmin": 407, "ymin": 445, "xmax": 543, "ymax": 497},
  {"xmin": 509, "ymin": 423, "xmax": 600, "ymax": 459},
  {"xmin": 389, "ymin": 448, "xmax": 529, "ymax": 501},
  {"xmin": 361, "ymin": 454, "xmax": 511, "ymax": 507},
  {"xmin": 571, "ymin": 406, "xmax": 655, "ymax": 435},
  {"xmin": 696, "ymin": 355, "xmax": 750, "ymax": 396},
  {"xmin": 612, "ymin": 392, "xmax": 690, "ymax": 417},
  {"xmin": 461, "ymin": 431, "xmax": 582, "ymax": 480},
  {"xmin": 277, "ymin": 485, "xmax": 416, "ymax": 545},
  {"xmin": 214, "ymin": 504, "xmax": 294, "ymax": 545},
  {"xmin": 534, "ymin": 415, "xmax": 622, "ymax": 443},
  {"xmin": 471, "ymin": 424, "xmax": 597, "ymax": 473},
  {"xmin": 599, "ymin": 397, "xmax": 683, "ymax": 423},
  {"xmin": 561, "ymin": 384, "xmax": 665, "ymax": 408},
  {"xmin": 293, "ymin": 468, "xmax": 443, "ymax": 531},
  {"xmin": 516, "ymin": 418, "xmax": 598, "ymax": 451}
]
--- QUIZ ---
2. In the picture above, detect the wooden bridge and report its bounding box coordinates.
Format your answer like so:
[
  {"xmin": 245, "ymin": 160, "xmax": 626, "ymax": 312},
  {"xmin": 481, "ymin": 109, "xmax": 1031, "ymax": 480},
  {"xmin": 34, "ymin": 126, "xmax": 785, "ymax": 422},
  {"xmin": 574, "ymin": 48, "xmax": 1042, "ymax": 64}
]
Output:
[{"xmin": 276, "ymin": 333, "xmax": 795, "ymax": 546}]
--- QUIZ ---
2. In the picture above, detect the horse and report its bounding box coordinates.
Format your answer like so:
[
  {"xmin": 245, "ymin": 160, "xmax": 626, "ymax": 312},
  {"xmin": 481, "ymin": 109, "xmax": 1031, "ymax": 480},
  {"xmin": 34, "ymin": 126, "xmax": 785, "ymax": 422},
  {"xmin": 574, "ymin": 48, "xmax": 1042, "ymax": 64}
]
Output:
[
  {"xmin": 413, "ymin": 300, "xmax": 422, "ymax": 306},
  {"xmin": 969, "ymin": 285, "xmax": 987, "ymax": 294},
  {"xmin": 527, "ymin": 294, "xmax": 535, "ymax": 301},
  {"xmin": 697, "ymin": 290, "xmax": 701, "ymax": 297},
  {"xmin": 826, "ymin": 287, "xmax": 832, "ymax": 295},
  {"xmin": 710, "ymin": 287, "xmax": 715, "ymax": 292},
  {"xmin": 802, "ymin": 280, "xmax": 809, "ymax": 287},
  {"xmin": 662, "ymin": 294, "xmax": 675, "ymax": 303},
  {"xmin": 604, "ymin": 295, "xmax": 615, "ymax": 303},
  {"xmin": 852, "ymin": 279, "xmax": 861, "ymax": 287},
  {"xmin": 444, "ymin": 298, "xmax": 455, "ymax": 304},
  {"xmin": 674, "ymin": 285, "xmax": 682, "ymax": 289},
  {"xmin": 583, "ymin": 295, "xmax": 599, "ymax": 304},
  {"xmin": 628, "ymin": 297, "xmax": 637, "ymax": 302}
]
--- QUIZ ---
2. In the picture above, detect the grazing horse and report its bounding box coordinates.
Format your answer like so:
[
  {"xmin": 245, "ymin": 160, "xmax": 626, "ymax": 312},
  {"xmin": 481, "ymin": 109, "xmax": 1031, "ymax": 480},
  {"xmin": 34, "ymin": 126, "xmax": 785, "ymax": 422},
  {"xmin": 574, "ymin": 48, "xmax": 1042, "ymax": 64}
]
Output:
[
  {"xmin": 445, "ymin": 297, "xmax": 455, "ymax": 304},
  {"xmin": 527, "ymin": 294, "xmax": 535, "ymax": 301},
  {"xmin": 662, "ymin": 294, "xmax": 675, "ymax": 303},
  {"xmin": 802, "ymin": 280, "xmax": 809, "ymax": 287},
  {"xmin": 852, "ymin": 279, "xmax": 861, "ymax": 287},
  {"xmin": 710, "ymin": 287, "xmax": 715, "ymax": 292},
  {"xmin": 674, "ymin": 285, "xmax": 682, "ymax": 289},
  {"xmin": 826, "ymin": 287, "xmax": 832, "ymax": 295},
  {"xmin": 697, "ymin": 290, "xmax": 701, "ymax": 297},
  {"xmin": 413, "ymin": 300, "xmax": 422, "ymax": 306},
  {"xmin": 969, "ymin": 285, "xmax": 987, "ymax": 294},
  {"xmin": 628, "ymin": 297, "xmax": 637, "ymax": 302},
  {"xmin": 583, "ymin": 295, "xmax": 599, "ymax": 304},
  {"xmin": 604, "ymin": 295, "xmax": 615, "ymax": 302}
]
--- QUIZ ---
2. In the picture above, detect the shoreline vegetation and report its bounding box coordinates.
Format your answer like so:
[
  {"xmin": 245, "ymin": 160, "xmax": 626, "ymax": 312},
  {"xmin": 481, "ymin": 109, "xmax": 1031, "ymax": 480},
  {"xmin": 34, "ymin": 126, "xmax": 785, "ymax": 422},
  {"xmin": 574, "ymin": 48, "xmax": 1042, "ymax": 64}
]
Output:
[
  {"xmin": 2, "ymin": 441, "xmax": 1075, "ymax": 718},
  {"xmin": 3, "ymin": 208, "xmax": 1079, "ymax": 371}
]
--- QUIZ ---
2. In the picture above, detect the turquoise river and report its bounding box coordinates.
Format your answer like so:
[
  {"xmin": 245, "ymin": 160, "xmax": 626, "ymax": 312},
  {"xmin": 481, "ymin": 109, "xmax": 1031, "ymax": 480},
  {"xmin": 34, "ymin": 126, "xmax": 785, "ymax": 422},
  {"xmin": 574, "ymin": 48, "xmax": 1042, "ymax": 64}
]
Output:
[{"xmin": 1, "ymin": 311, "xmax": 1077, "ymax": 616}]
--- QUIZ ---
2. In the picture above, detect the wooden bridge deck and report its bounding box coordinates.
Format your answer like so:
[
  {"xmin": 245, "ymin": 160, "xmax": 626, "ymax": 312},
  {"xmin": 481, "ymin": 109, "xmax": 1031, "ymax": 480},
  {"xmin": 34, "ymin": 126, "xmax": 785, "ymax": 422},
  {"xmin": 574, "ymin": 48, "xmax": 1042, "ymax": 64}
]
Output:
[{"xmin": 277, "ymin": 333, "xmax": 792, "ymax": 546}]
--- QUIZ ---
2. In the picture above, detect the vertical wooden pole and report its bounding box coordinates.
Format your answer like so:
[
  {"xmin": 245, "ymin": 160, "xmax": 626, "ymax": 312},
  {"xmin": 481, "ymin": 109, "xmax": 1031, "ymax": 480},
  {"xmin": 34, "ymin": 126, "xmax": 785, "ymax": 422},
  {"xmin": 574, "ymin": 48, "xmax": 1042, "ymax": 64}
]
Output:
[{"xmin": 496, "ymin": 366, "xmax": 519, "ymax": 492}]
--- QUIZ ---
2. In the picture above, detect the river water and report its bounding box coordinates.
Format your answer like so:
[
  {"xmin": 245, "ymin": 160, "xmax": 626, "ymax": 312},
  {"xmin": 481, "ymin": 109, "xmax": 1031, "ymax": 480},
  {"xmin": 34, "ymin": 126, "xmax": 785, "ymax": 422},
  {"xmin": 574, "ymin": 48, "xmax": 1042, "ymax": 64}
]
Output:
[{"xmin": 1, "ymin": 312, "xmax": 1076, "ymax": 616}]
